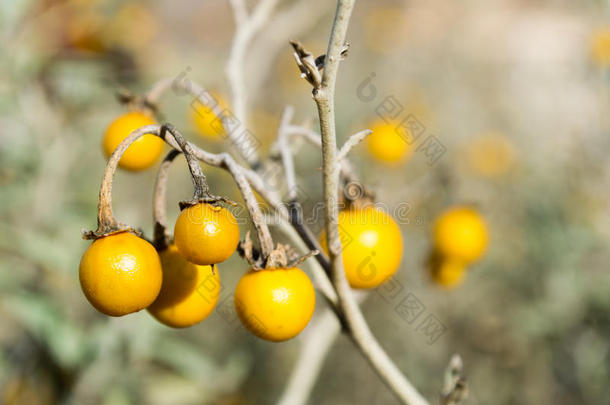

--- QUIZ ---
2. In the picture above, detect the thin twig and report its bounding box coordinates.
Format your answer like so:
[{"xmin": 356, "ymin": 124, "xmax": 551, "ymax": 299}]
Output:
[
  {"xmin": 145, "ymin": 78, "xmax": 254, "ymax": 166},
  {"xmin": 337, "ymin": 129, "xmax": 372, "ymax": 161},
  {"xmin": 153, "ymin": 149, "xmax": 181, "ymax": 250},
  {"xmin": 96, "ymin": 124, "xmax": 276, "ymax": 263},
  {"xmin": 274, "ymin": 106, "xmax": 332, "ymax": 274},
  {"xmin": 248, "ymin": 0, "xmax": 336, "ymax": 97},
  {"xmin": 160, "ymin": 124, "xmax": 211, "ymax": 202},
  {"xmin": 227, "ymin": 0, "xmax": 281, "ymax": 166},
  {"xmin": 286, "ymin": 124, "xmax": 362, "ymax": 187},
  {"xmin": 84, "ymin": 125, "xmax": 161, "ymax": 239},
  {"xmin": 276, "ymin": 292, "xmax": 367, "ymax": 405},
  {"xmin": 229, "ymin": 0, "xmax": 248, "ymax": 26},
  {"xmin": 277, "ymin": 106, "xmax": 298, "ymax": 200}
]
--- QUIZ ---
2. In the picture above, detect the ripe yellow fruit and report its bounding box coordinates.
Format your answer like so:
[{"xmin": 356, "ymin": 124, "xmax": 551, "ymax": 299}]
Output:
[
  {"xmin": 173, "ymin": 203, "xmax": 240, "ymax": 266},
  {"xmin": 79, "ymin": 232, "xmax": 162, "ymax": 316},
  {"xmin": 429, "ymin": 253, "xmax": 466, "ymax": 289},
  {"xmin": 148, "ymin": 244, "xmax": 221, "ymax": 328},
  {"xmin": 234, "ymin": 267, "xmax": 315, "ymax": 342},
  {"xmin": 190, "ymin": 93, "xmax": 228, "ymax": 139},
  {"xmin": 433, "ymin": 206, "xmax": 488, "ymax": 263},
  {"xmin": 367, "ymin": 121, "xmax": 413, "ymax": 165},
  {"xmin": 102, "ymin": 112, "xmax": 163, "ymax": 171},
  {"xmin": 591, "ymin": 27, "xmax": 610, "ymax": 68},
  {"xmin": 321, "ymin": 206, "xmax": 403, "ymax": 289}
]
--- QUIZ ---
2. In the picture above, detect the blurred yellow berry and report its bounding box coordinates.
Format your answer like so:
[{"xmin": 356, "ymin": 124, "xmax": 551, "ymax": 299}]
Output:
[
  {"xmin": 367, "ymin": 121, "xmax": 413, "ymax": 165},
  {"xmin": 591, "ymin": 27, "xmax": 610, "ymax": 68},
  {"xmin": 466, "ymin": 133, "xmax": 515, "ymax": 177},
  {"xmin": 320, "ymin": 206, "xmax": 403, "ymax": 289},
  {"xmin": 433, "ymin": 206, "xmax": 488, "ymax": 263},
  {"xmin": 190, "ymin": 92, "xmax": 228, "ymax": 140},
  {"xmin": 105, "ymin": 3, "xmax": 158, "ymax": 50},
  {"xmin": 428, "ymin": 253, "xmax": 467, "ymax": 289}
]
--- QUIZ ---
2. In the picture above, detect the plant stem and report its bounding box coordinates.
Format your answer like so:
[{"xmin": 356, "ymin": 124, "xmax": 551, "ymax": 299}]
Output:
[
  {"xmin": 160, "ymin": 124, "xmax": 211, "ymax": 202},
  {"xmin": 227, "ymin": 0, "xmax": 281, "ymax": 167},
  {"xmin": 153, "ymin": 149, "xmax": 181, "ymax": 250},
  {"xmin": 86, "ymin": 125, "xmax": 160, "ymax": 239},
  {"xmin": 313, "ymin": 1, "xmax": 429, "ymax": 404}
]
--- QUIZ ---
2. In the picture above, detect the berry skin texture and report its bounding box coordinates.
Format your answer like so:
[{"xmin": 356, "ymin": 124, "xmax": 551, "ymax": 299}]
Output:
[
  {"xmin": 173, "ymin": 203, "xmax": 239, "ymax": 266},
  {"xmin": 429, "ymin": 253, "xmax": 466, "ymax": 289},
  {"xmin": 79, "ymin": 232, "xmax": 162, "ymax": 317},
  {"xmin": 102, "ymin": 112, "xmax": 164, "ymax": 171},
  {"xmin": 234, "ymin": 267, "xmax": 315, "ymax": 342},
  {"xmin": 367, "ymin": 121, "xmax": 413, "ymax": 165},
  {"xmin": 148, "ymin": 244, "xmax": 220, "ymax": 328},
  {"xmin": 321, "ymin": 206, "xmax": 403, "ymax": 289},
  {"xmin": 433, "ymin": 206, "xmax": 488, "ymax": 264}
]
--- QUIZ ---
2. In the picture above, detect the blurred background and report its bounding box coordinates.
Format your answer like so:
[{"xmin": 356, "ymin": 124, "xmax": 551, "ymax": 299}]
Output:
[{"xmin": 1, "ymin": 0, "xmax": 610, "ymax": 404}]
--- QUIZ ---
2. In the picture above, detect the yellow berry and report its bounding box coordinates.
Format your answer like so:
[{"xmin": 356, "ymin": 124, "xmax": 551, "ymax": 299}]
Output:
[
  {"xmin": 173, "ymin": 203, "xmax": 240, "ymax": 266},
  {"xmin": 79, "ymin": 232, "xmax": 162, "ymax": 316},
  {"xmin": 433, "ymin": 206, "xmax": 488, "ymax": 263},
  {"xmin": 321, "ymin": 206, "xmax": 403, "ymax": 289},
  {"xmin": 148, "ymin": 244, "xmax": 221, "ymax": 328},
  {"xmin": 234, "ymin": 267, "xmax": 315, "ymax": 342},
  {"xmin": 367, "ymin": 121, "xmax": 413, "ymax": 165},
  {"xmin": 102, "ymin": 112, "xmax": 163, "ymax": 171}
]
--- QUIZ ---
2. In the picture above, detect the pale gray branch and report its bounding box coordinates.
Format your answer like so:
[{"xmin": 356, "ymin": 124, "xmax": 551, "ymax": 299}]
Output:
[
  {"xmin": 337, "ymin": 129, "xmax": 371, "ymax": 161},
  {"xmin": 276, "ymin": 292, "xmax": 367, "ymax": 405},
  {"xmin": 305, "ymin": 0, "xmax": 430, "ymax": 404},
  {"xmin": 229, "ymin": 0, "xmax": 248, "ymax": 26},
  {"xmin": 277, "ymin": 106, "xmax": 298, "ymax": 200},
  {"xmin": 227, "ymin": 0, "xmax": 281, "ymax": 165}
]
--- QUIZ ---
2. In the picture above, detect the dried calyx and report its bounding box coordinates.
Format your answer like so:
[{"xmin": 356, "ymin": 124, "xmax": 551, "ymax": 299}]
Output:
[
  {"xmin": 238, "ymin": 232, "xmax": 318, "ymax": 270},
  {"xmin": 290, "ymin": 40, "xmax": 349, "ymax": 88}
]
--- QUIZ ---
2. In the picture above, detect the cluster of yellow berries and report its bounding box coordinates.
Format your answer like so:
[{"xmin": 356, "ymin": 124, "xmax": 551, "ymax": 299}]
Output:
[
  {"xmin": 84, "ymin": 106, "xmax": 487, "ymax": 342},
  {"xmin": 81, "ymin": 111, "xmax": 318, "ymax": 341},
  {"xmin": 428, "ymin": 206, "xmax": 488, "ymax": 289}
]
